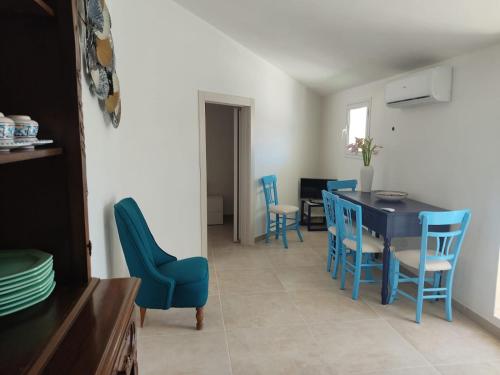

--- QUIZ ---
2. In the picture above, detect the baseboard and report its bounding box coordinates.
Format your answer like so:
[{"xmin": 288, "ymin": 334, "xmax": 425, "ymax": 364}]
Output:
[{"xmin": 452, "ymin": 300, "xmax": 500, "ymax": 338}]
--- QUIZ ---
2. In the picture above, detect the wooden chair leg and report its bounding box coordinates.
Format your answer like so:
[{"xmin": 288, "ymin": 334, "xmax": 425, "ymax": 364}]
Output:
[
  {"xmin": 139, "ymin": 307, "xmax": 147, "ymax": 328},
  {"xmin": 196, "ymin": 307, "xmax": 204, "ymax": 330}
]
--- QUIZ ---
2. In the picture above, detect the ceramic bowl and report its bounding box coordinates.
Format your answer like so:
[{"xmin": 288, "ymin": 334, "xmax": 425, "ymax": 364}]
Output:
[
  {"xmin": 9, "ymin": 115, "xmax": 39, "ymax": 140},
  {"xmin": 0, "ymin": 117, "xmax": 15, "ymax": 142},
  {"xmin": 374, "ymin": 190, "xmax": 408, "ymax": 202}
]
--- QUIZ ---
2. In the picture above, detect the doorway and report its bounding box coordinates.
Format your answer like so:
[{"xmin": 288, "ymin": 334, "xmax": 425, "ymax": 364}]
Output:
[{"xmin": 198, "ymin": 91, "xmax": 254, "ymax": 258}]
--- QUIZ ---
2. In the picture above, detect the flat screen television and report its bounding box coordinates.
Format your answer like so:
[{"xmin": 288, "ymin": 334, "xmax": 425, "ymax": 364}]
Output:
[{"xmin": 299, "ymin": 178, "xmax": 336, "ymax": 200}]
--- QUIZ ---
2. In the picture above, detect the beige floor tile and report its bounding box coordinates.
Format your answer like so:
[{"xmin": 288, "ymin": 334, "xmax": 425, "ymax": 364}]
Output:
[
  {"xmin": 138, "ymin": 331, "xmax": 231, "ymax": 375},
  {"xmin": 227, "ymin": 325, "xmax": 337, "ymax": 375},
  {"xmin": 290, "ymin": 289, "xmax": 380, "ymax": 323},
  {"xmin": 387, "ymin": 314, "xmax": 500, "ymax": 365},
  {"xmin": 138, "ymin": 294, "xmax": 224, "ymax": 335},
  {"xmin": 353, "ymin": 367, "xmax": 440, "ymax": 375},
  {"xmin": 309, "ymin": 319, "xmax": 428, "ymax": 374},
  {"xmin": 435, "ymin": 361, "xmax": 500, "ymax": 375},
  {"xmin": 268, "ymin": 248, "xmax": 325, "ymax": 268},
  {"xmin": 221, "ymin": 292, "xmax": 304, "ymax": 329},
  {"xmin": 217, "ymin": 268, "xmax": 285, "ymax": 294},
  {"xmin": 312, "ymin": 245, "xmax": 330, "ymax": 263},
  {"xmin": 214, "ymin": 248, "xmax": 272, "ymax": 270},
  {"xmin": 275, "ymin": 265, "xmax": 336, "ymax": 291}
]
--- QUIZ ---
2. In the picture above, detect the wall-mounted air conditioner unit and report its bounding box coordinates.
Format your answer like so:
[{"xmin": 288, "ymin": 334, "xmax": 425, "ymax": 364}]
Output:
[{"xmin": 385, "ymin": 65, "xmax": 452, "ymax": 107}]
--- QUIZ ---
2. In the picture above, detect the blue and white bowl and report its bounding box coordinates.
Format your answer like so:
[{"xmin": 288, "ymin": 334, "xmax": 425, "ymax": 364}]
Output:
[
  {"xmin": 9, "ymin": 115, "xmax": 39, "ymax": 141},
  {"xmin": 0, "ymin": 116, "xmax": 15, "ymax": 143}
]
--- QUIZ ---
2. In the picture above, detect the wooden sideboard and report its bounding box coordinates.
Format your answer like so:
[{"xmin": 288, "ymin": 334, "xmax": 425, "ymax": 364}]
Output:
[{"xmin": 0, "ymin": 278, "xmax": 141, "ymax": 375}]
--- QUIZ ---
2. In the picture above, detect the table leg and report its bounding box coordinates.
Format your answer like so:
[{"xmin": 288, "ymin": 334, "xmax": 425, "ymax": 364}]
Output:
[{"xmin": 381, "ymin": 237, "xmax": 392, "ymax": 305}]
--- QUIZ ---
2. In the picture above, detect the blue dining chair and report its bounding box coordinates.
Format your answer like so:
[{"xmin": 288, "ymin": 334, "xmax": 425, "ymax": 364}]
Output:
[
  {"xmin": 322, "ymin": 190, "xmax": 341, "ymax": 278},
  {"xmin": 336, "ymin": 197, "xmax": 386, "ymax": 300},
  {"xmin": 261, "ymin": 175, "xmax": 303, "ymax": 249},
  {"xmin": 327, "ymin": 179, "xmax": 357, "ymax": 192},
  {"xmin": 389, "ymin": 209, "xmax": 471, "ymax": 323},
  {"xmin": 114, "ymin": 197, "xmax": 209, "ymax": 330}
]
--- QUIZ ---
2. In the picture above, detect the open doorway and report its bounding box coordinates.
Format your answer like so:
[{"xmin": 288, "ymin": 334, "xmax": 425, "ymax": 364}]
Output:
[
  {"xmin": 205, "ymin": 103, "xmax": 239, "ymax": 241},
  {"xmin": 198, "ymin": 91, "xmax": 255, "ymax": 258}
]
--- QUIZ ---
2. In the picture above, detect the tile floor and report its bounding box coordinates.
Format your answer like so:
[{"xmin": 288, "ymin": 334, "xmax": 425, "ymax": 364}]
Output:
[{"xmin": 138, "ymin": 223, "xmax": 500, "ymax": 375}]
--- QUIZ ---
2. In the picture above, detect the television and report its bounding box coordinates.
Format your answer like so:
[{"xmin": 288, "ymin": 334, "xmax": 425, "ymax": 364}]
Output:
[{"xmin": 299, "ymin": 178, "xmax": 335, "ymax": 200}]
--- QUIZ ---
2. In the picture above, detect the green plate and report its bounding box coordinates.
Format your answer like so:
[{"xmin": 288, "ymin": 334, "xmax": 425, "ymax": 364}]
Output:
[
  {"xmin": 0, "ymin": 250, "xmax": 52, "ymax": 282},
  {"xmin": 0, "ymin": 262, "xmax": 53, "ymax": 293},
  {"xmin": 0, "ymin": 270, "xmax": 54, "ymax": 306},
  {"xmin": 0, "ymin": 280, "xmax": 56, "ymax": 317}
]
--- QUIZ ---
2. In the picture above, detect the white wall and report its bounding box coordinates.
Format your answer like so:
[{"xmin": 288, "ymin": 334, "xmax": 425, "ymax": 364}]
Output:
[
  {"xmin": 206, "ymin": 104, "xmax": 234, "ymax": 215},
  {"xmin": 321, "ymin": 43, "xmax": 500, "ymax": 327},
  {"xmin": 83, "ymin": 0, "xmax": 322, "ymax": 278}
]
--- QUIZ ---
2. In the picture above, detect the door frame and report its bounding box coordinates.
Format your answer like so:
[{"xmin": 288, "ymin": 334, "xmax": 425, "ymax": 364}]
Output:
[{"xmin": 198, "ymin": 91, "xmax": 255, "ymax": 257}]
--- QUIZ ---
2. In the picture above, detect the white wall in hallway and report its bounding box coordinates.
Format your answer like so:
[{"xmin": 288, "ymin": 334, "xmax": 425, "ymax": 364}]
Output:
[
  {"xmin": 82, "ymin": 0, "xmax": 322, "ymax": 278},
  {"xmin": 206, "ymin": 103, "xmax": 234, "ymax": 216},
  {"xmin": 320, "ymin": 43, "xmax": 500, "ymax": 327}
]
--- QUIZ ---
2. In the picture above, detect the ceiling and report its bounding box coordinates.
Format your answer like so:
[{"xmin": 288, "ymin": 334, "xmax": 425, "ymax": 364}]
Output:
[{"xmin": 173, "ymin": 0, "xmax": 500, "ymax": 95}]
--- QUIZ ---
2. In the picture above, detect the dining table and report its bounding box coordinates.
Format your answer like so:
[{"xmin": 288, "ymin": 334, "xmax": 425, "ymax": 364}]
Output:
[{"xmin": 333, "ymin": 191, "xmax": 447, "ymax": 305}]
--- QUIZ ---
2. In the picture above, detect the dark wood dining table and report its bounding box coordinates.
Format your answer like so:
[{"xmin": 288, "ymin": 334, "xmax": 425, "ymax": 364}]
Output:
[{"xmin": 333, "ymin": 191, "xmax": 447, "ymax": 304}]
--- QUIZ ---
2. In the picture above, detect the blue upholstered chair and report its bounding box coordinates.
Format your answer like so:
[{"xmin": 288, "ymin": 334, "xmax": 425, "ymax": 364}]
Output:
[
  {"xmin": 261, "ymin": 175, "xmax": 303, "ymax": 249},
  {"xmin": 336, "ymin": 197, "xmax": 385, "ymax": 300},
  {"xmin": 327, "ymin": 179, "xmax": 357, "ymax": 192},
  {"xmin": 114, "ymin": 198, "xmax": 209, "ymax": 330},
  {"xmin": 389, "ymin": 210, "xmax": 471, "ymax": 323},
  {"xmin": 322, "ymin": 190, "xmax": 341, "ymax": 278}
]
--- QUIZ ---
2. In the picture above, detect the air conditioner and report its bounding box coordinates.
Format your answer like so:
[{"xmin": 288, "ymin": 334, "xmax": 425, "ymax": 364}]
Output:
[{"xmin": 385, "ymin": 66, "xmax": 452, "ymax": 107}]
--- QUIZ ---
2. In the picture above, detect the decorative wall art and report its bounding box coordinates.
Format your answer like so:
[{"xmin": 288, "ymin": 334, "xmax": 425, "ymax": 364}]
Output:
[{"xmin": 81, "ymin": 0, "xmax": 121, "ymax": 127}]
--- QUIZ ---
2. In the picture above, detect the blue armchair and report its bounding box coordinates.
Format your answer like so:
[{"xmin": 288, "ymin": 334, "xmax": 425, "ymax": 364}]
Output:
[{"xmin": 114, "ymin": 198, "xmax": 209, "ymax": 330}]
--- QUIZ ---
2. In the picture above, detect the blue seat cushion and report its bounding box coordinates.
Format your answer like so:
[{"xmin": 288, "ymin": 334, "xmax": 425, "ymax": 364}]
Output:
[{"xmin": 158, "ymin": 257, "xmax": 208, "ymax": 285}]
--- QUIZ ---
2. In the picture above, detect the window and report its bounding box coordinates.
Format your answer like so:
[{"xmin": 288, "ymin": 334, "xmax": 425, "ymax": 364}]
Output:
[{"xmin": 345, "ymin": 101, "xmax": 371, "ymax": 154}]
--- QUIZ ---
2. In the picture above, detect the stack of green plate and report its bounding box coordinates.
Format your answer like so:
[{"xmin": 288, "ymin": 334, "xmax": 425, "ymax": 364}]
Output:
[{"xmin": 0, "ymin": 249, "xmax": 56, "ymax": 317}]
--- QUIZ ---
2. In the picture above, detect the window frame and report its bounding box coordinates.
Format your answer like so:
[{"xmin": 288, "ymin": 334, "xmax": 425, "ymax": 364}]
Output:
[{"xmin": 344, "ymin": 99, "xmax": 372, "ymax": 158}]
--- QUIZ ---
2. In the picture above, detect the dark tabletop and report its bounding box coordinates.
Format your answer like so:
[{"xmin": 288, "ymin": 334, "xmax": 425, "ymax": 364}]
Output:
[{"xmin": 335, "ymin": 191, "xmax": 447, "ymax": 214}]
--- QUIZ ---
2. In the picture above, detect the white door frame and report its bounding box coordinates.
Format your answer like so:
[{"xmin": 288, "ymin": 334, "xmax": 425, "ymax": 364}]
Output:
[
  {"xmin": 198, "ymin": 91, "xmax": 255, "ymax": 257},
  {"xmin": 233, "ymin": 107, "xmax": 239, "ymax": 243}
]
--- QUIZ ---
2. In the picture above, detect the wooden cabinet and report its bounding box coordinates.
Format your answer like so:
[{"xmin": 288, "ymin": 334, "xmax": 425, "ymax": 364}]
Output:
[{"xmin": 0, "ymin": 1, "xmax": 140, "ymax": 374}]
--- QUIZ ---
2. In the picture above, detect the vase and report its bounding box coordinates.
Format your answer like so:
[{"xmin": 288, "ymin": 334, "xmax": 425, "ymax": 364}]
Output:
[{"xmin": 360, "ymin": 165, "xmax": 374, "ymax": 192}]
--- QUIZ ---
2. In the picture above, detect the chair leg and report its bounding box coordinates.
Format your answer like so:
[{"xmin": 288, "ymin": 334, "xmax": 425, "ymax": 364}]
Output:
[
  {"xmin": 340, "ymin": 246, "xmax": 347, "ymax": 290},
  {"xmin": 265, "ymin": 213, "xmax": 271, "ymax": 243},
  {"xmin": 364, "ymin": 253, "xmax": 374, "ymax": 281},
  {"xmin": 389, "ymin": 256, "xmax": 399, "ymax": 304},
  {"xmin": 295, "ymin": 211, "xmax": 303, "ymax": 242},
  {"xmin": 139, "ymin": 307, "xmax": 147, "ymax": 328},
  {"xmin": 331, "ymin": 239, "xmax": 341, "ymax": 280},
  {"xmin": 282, "ymin": 214, "xmax": 288, "ymax": 249},
  {"xmin": 445, "ymin": 271, "xmax": 454, "ymax": 322},
  {"xmin": 416, "ymin": 277, "xmax": 425, "ymax": 324},
  {"xmin": 432, "ymin": 271, "xmax": 442, "ymax": 302},
  {"xmin": 352, "ymin": 252, "xmax": 362, "ymax": 300},
  {"xmin": 326, "ymin": 234, "xmax": 333, "ymax": 272},
  {"xmin": 275, "ymin": 214, "xmax": 280, "ymax": 239},
  {"xmin": 196, "ymin": 307, "xmax": 204, "ymax": 330}
]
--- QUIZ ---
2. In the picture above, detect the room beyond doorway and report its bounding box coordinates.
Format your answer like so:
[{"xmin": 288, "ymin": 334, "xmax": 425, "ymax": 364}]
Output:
[
  {"xmin": 198, "ymin": 91, "xmax": 255, "ymax": 258},
  {"xmin": 205, "ymin": 103, "xmax": 238, "ymax": 242}
]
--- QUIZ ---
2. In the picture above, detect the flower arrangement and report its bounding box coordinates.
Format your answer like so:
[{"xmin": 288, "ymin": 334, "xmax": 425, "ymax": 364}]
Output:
[{"xmin": 346, "ymin": 137, "xmax": 382, "ymax": 167}]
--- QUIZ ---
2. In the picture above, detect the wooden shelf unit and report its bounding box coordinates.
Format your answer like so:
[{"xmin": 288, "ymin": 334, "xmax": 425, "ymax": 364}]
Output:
[
  {"xmin": 0, "ymin": 147, "xmax": 63, "ymax": 165},
  {"xmin": 0, "ymin": 1, "xmax": 140, "ymax": 374},
  {"xmin": 0, "ymin": 0, "xmax": 55, "ymax": 17}
]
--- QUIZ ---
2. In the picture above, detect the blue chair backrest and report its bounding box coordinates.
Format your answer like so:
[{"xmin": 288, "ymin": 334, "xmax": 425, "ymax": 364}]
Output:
[
  {"xmin": 327, "ymin": 179, "xmax": 357, "ymax": 192},
  {"xmin": 114, "ymin": 198, "xmax": 161, "ymax": 274},
  {"xmin": 261, "ymin": 175, "xmax": 279, "ymax": 208},
  {"xmin": 336, "ymin": 197, "xmax": 363, "ymax": 252},
  {"xmin": 418, "ymin": 210, "xmax": 471, "ymax": 271},
  {"xmin": 322, "ymin": 190, "xmax": 338, "ymax": 229}
]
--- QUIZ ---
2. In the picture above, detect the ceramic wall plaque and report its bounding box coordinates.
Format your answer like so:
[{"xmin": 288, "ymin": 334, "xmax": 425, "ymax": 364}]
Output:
[{"xmin": 82, "ymin": 0, "xmax": 121, "ymax": 128}]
